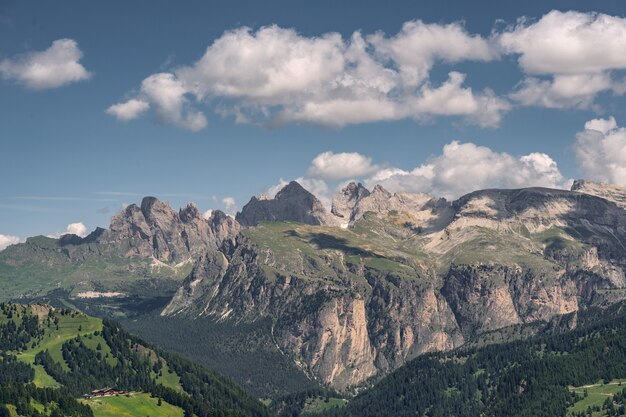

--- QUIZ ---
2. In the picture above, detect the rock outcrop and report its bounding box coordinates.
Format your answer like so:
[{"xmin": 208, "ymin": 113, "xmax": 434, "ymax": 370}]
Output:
[
  {"xmin": 236, "ymin": 181, "xmax": 337, "ymax": 227},
  {"xmin": 331, "ymin": 182, "xmax": 453, "ymax": 231},
  {"xmin": 94, "ymin": 197, "xmax": 232, "ymax": 263},
  {"xmin": 571, "ymin": 179, "xmax": 626, "ymax": 210}
]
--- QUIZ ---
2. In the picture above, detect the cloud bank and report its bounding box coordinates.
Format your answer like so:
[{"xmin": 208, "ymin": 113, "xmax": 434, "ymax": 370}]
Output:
[
  {"xmin": 108, "ymin": 21, "xmax": 507, "ymax": 130},
  {"xmin": 107, "ymin": 10, "xmax": 626, "ymax": 130}
]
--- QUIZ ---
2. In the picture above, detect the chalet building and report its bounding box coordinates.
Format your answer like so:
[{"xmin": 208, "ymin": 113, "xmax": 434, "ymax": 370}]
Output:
[{"xmin": 88, "ymin": 387, "xmax": 129, "ymax": 397}]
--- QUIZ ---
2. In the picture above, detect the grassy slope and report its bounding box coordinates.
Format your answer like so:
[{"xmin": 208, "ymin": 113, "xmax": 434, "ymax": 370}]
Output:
[
  {"xmin": 567, "ymin": 379, "xmax": 626, "ymax": 416},
  {"xmin": 82, "ymin": 393, "xmax": 184, "ymax": 417},
  {"xmin": 3, "ymin": 306, "xmax": 186, "ymax": 393},
  {"xmin": 15, "ymin": 310, "xmax": 102, "ymax": 386},
  {"xmin": 0, "ymin": 237, "xmax": 192, "ymax": 302}
]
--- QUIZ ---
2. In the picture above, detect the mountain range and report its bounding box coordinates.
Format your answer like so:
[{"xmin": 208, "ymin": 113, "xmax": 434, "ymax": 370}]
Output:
[{"xmin": 1, "ymin": 179, "xmax": 626, "ymax": 396}]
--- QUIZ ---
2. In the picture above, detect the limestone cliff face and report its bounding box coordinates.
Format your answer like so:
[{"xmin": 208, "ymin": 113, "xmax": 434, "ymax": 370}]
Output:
[
  {"xmin": 163, "ymin": 238, "xmax": 465, "ymax": 389},
  {"xmin": 441, "ymin": 264, "xmax": 579, "ymax": 337}
]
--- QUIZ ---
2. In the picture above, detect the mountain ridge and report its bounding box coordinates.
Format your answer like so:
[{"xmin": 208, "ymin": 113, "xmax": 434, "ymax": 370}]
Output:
[{"xmin": 2, "ymin": 179, "xmax": 626, "ymax": 393}]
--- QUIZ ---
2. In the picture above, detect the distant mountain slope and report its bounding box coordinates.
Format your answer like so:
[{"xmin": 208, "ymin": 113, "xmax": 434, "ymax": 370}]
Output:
[
  {"xmin": 0, "ymin": 199, "xmax": 237, "ymax": 305},
  {"xmin": 0, "ymin": 303, "xmax": 272, "ymax": 417}
]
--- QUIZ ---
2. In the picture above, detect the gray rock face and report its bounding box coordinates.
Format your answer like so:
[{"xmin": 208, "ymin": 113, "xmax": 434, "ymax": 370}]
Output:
[
  {"xmin": 73, "ymin": 197, "xmax": 240, "ymax": 266},
  {"xmin": 236, "ymin": 181, "xmax": 337, "ymax": 227},
  {"xmin": 95, "ymin": 197, "xmax": 221, "ymax": 263}
]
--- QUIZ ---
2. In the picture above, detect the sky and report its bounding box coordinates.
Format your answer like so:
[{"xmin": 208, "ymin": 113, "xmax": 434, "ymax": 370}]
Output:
[{"xmin": 2, "ymin": 0, "xmax": 626, "ymax": 247}]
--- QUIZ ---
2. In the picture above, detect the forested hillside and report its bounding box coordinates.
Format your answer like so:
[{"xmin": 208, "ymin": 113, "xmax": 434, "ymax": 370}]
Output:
[
  {"xmin": 0, "ymin": 303, "xmax": 272, "ymax": 417},
  {"xmin": 315, "ymin": 303, "xmax": 626, "ymax": 417}
]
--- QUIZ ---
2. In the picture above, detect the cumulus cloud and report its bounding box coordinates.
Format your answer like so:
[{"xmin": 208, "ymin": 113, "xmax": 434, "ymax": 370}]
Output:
[
  {"xmin": 0, "ymin": 39, "xmax": 91, "ymax": 90},
  {"xmin": 364, "ymin": 141, "xmax": 567, "ymax": 199},
  {"xmin": 66, "ymin": 222, "xmax": 88, "ymax": 237},
  {"xmin": 48, "ymin": 222, "xmax": 88, "ymax": 238},
  {"xmin": 510, "ymin": 73, "xmax": 613, "ymax": 109},
  {"xmin": 0, "ymin": 234, "xmax": 22, "ymax": 251},
  {"xmin": 264, "ymin": 141, "xmax": 568, "ymax": 205},
  {"xmin": 202, "ymin": 209, "xmax": 213, "ymax": 220},
  {"xmin": 107, "ymin": 74, "xmax": 206, "ymax": 131},
  {"xmin": 308, "ymin": 151, "xmax": 378, "ymax": 180},
  {"xmin": 106, "ymin": 99, "xmax": 150, "ymax": 121},
  {"xmin": 574, "ymin": 116, "xmax": 626, "ymax": 185},
  {"xmin": 109, "ymin": 21, "xmax": 507, "ymax": 130},
  {"xmin": 499, "ymin": 11, "xmax": 626, "ymax": 108},
  {"xmin": 369, "ymin": 19, "xmax": 497, "ymax": 87}
]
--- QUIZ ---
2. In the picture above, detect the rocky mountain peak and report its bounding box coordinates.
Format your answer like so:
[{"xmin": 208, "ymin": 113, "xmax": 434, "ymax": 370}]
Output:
[
  {"xmin": 331, "ymin": 182, "xmax": 370, "ymax": 220},
  {"xmin": 275, "ymin": 180, "xmax": 308, "ymax": 198},
  {"xmin": 179, "ymin": 203, "xmax": 201, "ymax": 222},
  {"xmin": 207, "ymin": 210, "xmax": 241, "ymax": 248},
  {"xmin": 371, "ymin": 184, "xmax": 392, "ymax": 197},
  {"xmin": 332, "ymin": 182, "xmax": 448, "ymax": 227},
  {"xmin": 140, "ymin": 196, "xmax": 176, "ymax": 224},
  {"xmin": 236, "ymin": 180, "xmax": 337, "ymax": 227}
]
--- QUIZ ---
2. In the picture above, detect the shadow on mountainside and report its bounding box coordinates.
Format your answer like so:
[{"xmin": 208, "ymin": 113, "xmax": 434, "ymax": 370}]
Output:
[{"xmin": 285, "ymin": 230, "xmax": 382, "ymax": 258}]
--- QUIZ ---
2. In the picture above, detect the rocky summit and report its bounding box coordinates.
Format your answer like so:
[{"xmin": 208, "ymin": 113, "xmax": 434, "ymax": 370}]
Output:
[
  {"xmin": 2, "ymin": 180, "xmax": 626, "ymax": 392},
  {"xmin": 236, "ymin": 180, "xmax": 338, "ymax": 227}
]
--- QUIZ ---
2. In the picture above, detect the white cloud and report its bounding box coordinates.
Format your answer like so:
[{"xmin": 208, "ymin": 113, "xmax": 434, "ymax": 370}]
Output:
[
  {"xmin": 65, "ymin": 222, "xmax": 87, "ymax": 237},
  {"xmin": 364, "ymin": 141, "xmax": 567, "ymax": 199},
  {"xmin": 510, "ymin": 73, "xmax": 613, "ymax": 109},
  {"xmin": 140, "ymin": 73, "xmax": 207, "ymax": 131},
  {"xmin": 369, "ymin": 19, "xmax": 497, "ymax": 87},
  {"xmin": 574, "ymin": 117, "xmax": 626, "ymax": 185},
  {"xmin": 308, "ymin": 151, "xmax": 378, "ymax": 180},
  {"xmin": 106, "ymin": 99, "xmax": 150, "ymax": 121},
  {"xmin": 260, "ymin": 141, "xmax": 567, "ymax": 208},
  {"xmin": 584, "ymin": 116, "xmax": 617, "ymax": 135},
  {"xmin": 202, "ymin": 209, "xmax": 213, "ymax": 220},
  {"xmin": 499, "ymin": 11, "xmax": 626, "ymax": 75},
  {"xmin": 0, "ymin": 234, "xmax": 22, "ymax": 251},
  {"xmin": 48, "ymin": 222, "xmax": 88, "ymax": 239},
  {"xmin": 109, "ymin": 21, "xmax": 506, "ymax": 130},
  {"xmin": 0, "ymin": 39, "xmax": 91, "ymax": 90},
  {"xmin": 221, "ymin": 197, "xmax": 236, "ymax": 210},
  {"xmin": 409, "ymin": 72, "xmax": 510, "ymax": 127},
  {"xmin": 499, "ymin": 11, "xmax": 626, "ymax": 108}
]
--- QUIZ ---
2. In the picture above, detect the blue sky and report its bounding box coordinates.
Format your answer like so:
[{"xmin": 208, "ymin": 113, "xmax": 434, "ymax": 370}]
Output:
[{"xmin": 2, "ymin": 0, "xmax": 626, "ymax": 243}]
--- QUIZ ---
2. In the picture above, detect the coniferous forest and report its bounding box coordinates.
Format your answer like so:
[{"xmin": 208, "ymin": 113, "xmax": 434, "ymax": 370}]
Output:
[{"xmin": 0, "ymin": 303, "xmax": 271, "ymax": 417}]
